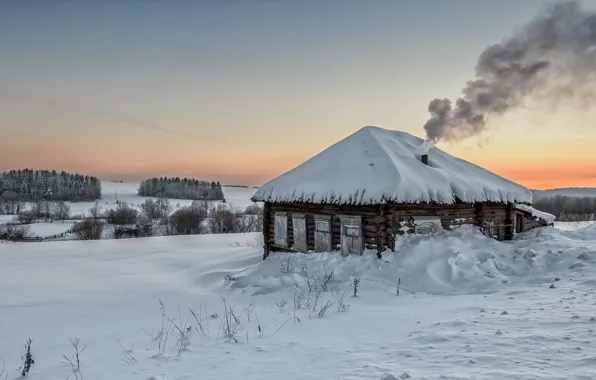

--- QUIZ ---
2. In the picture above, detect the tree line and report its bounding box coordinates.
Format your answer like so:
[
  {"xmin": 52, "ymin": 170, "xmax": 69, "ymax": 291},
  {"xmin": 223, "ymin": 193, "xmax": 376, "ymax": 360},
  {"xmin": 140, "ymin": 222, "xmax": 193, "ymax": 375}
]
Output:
[
  {"xmin": 533, "ymin": 195, "xmax": 596, "ymax": 221},
  {"xmin": 0, "ymin": 169, "xmax": 101, "ymax": 202},
  {"xmin": 138, "ymin": 177, "xmax": 225, "ymax": 201}
]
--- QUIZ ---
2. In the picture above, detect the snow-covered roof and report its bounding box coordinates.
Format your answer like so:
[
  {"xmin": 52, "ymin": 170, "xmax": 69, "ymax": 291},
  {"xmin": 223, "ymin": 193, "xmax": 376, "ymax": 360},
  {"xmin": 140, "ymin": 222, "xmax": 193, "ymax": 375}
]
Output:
[
  {"xmin": 514, "ymin": 204, "xmax": 556, "ymax": 224},
  {"xmin": 252, "ymin": 126, "xmax": 534, "ymax": 205}
]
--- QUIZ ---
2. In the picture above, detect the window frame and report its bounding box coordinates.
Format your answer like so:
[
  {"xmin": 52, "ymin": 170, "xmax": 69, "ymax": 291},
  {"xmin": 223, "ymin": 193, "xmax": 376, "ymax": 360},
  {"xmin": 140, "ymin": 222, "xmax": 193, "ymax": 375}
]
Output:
[{"xmin": 411, "ymin": 216, "xmax": 442, "ymax": 235}]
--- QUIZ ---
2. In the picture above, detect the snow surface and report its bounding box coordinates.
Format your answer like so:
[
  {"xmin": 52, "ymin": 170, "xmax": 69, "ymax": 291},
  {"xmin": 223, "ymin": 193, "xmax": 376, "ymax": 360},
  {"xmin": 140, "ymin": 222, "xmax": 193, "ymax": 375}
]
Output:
[
  {"xmin": 2, "ymin": 224, "xmax": 596, "ymax": 379},
  {"xmin": 253, "ymin": 126, "xmax": 533, "ymax": 205},
  {"xmin": 26, "ymin": 221, "xmax": 75, "ymax": 238},
  {"xmin": 514, "ymin": 204, "xmax": 557, "ymax": 224}
]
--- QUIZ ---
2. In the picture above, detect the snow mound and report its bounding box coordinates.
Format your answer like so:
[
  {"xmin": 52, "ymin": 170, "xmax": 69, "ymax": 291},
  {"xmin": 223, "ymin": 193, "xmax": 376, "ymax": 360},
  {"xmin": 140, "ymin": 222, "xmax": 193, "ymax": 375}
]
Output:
[
  {"xmin": 253, "ymin": 126, "xmax": 533, "ymax": 205},
  {"xmin": 514, "ymin": 203, "xmax": 556, "ymax": 224},
  {"xmin": 230, "ymin": 226, "xmax": 593, "ymax": 296}
]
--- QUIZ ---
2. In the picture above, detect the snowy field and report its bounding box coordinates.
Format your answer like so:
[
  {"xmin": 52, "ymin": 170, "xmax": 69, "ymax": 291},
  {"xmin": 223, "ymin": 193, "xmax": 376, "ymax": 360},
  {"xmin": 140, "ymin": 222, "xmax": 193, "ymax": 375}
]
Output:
[
  {"xmin": 0, "ymin": 183, "xmax": 258, "ymax": 239},
  {"xmin": 71, "ymin": 182, "xmax": 258, "ymax": 216},
  {"xmin": 2, "ymin": 223, "xmax": 596, "ymax": 379}
]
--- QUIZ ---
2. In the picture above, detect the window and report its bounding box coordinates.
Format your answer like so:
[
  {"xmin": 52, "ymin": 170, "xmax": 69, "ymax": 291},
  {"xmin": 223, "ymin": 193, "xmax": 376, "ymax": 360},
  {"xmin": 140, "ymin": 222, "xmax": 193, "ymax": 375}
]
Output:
[
  {"xmin": 314, "ymin": 215, "xmax": 331, "ymax": 252},
  {"xmin": 340, "ymin": 216, "xmax": 362, "ymax": 255},
  {"xmin": 316, "ymin": 220, "xmax": 329, "ymax": 232},
  {"xmin": 274, "ymin": 213, "xmax": 287, "ymax": 246},
  {"xmin": 411, "ymin": 216, "xmax": 442, "ymax": 235},
  {"xmin": 292, "ymin": 214, "xmax": 307, "ymax": 251}
]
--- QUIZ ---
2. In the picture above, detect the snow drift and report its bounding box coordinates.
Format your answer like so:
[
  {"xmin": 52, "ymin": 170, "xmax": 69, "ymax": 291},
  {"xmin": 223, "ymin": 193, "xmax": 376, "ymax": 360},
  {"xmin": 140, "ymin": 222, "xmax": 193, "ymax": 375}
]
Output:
[{"xmin": 230, "ymin": 226, "xmax": 596, "ymax": 296}]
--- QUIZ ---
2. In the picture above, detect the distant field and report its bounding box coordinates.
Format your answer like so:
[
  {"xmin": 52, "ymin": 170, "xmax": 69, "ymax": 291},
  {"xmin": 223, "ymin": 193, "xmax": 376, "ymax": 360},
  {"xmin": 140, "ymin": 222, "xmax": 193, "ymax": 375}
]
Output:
[
  {"xmin": 73, "ymin": 181, "xmax": 259, "ymax": 217},
  {"xmin": 0, "ymin": 182, "xmax": 259, "ymax": 239},
  {"xmin": 3, "ymin": 182, "xmax": 595, "ymax": 240}
]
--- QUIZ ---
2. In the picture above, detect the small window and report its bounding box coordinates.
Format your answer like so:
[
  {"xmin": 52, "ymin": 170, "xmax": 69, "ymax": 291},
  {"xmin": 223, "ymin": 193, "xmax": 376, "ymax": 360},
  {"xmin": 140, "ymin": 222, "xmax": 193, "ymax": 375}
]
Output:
[
  {"xmin": 316, "ymin": 220, "xmax": 329, "ymax": 232},
  {"xmin": 344, "ymin": 225, "xmax": 360, "ymax": 237},
  {"xmin": 314, "ymin": 215, "xmax": 331, "ymax": 252},
  {"xmin": 292, "ymin": 214, "xmax": 307, "ymax": 251},
  {"xmin": 340, "ymin": 216, "xmax": 363, "ymax": 255},
  {"xmin": 411, "ymin": 216, "xmax": 441, "ymax": 235},
  {"xmin": 274, "ymin": 213, "xmax": 287, "ymax": 246}
]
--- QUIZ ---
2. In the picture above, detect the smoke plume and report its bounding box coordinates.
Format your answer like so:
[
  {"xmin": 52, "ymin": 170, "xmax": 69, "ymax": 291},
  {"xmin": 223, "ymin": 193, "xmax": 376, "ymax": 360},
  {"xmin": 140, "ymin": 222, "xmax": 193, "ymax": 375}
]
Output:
[{"xmin": 424, "ymin": 0, "xmax": 596, "ymax": 143}]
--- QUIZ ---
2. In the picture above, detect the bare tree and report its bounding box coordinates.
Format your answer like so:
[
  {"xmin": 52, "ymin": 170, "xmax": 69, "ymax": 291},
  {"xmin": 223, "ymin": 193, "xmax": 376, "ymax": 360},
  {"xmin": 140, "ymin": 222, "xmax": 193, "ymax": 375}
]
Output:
[
  {"xmin": 50, "ymin": 201, "xmax": 71, "ymax": 220},
  {"xmin": 165, "ymin": 206, "xmax": 207, "ymax": 235},
  {"xmin": 72, "ymin": 219, "xmax": 104, "ymax": 240}
]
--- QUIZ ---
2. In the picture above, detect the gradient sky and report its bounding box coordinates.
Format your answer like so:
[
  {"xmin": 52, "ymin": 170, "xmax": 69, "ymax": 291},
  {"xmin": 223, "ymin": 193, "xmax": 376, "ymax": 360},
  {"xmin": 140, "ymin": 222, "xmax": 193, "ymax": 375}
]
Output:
[{"xmin": 2, "ymin": 0, "xmax": 596, "ymax": 189}]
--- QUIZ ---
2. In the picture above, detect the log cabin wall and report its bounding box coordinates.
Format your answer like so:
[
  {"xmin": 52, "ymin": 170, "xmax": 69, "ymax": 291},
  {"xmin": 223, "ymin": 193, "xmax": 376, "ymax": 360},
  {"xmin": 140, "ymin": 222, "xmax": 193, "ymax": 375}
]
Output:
[
  {"xmin": 481, "ymin": 203, "xmax": 509, "ymax": 240},
  {"xmin": 517, "ymin": 211, "xmax": 550, "ymax": 232},
  {"xmin": 391, "ymin": 203, "xmax": 479, "ymax": 236},
  {"xmin": 390, "ymin": 202, "xmax": 511, "ymax": 241},
  {"xmin": 265, "ymin": 202, "xmax": 381, "ymax": 253},
  {"xmin": 262, "ymin": 201, "xmax": 539, "ymax": 259}
]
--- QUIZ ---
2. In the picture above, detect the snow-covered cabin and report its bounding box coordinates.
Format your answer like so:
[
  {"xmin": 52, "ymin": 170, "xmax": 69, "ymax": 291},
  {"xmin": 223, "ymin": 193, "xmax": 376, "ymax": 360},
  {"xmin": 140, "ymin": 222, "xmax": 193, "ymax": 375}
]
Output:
[{"xmin": 252, "ymin": 126, "xmax": 554, "ymax": 259}]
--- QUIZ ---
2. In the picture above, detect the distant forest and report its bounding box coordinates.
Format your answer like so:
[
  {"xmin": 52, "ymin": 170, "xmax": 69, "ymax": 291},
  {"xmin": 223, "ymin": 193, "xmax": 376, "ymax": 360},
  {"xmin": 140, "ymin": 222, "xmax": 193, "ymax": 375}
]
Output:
[
  {"xmin": 138, "ymin": 177, "xmax": 225, "ymax": 201},
  {"xmin": 0, "ymin": 169, "xmax": 102, "ymax": 201},
  {"xmin": 533, "ymin": 195, "xmax": 596, "ymax": 221}
]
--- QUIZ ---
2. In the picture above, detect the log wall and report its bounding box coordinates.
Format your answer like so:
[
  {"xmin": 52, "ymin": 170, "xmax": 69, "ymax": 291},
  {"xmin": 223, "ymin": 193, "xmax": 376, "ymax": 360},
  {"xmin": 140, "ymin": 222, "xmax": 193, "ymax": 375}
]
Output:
[
  {"xmin": 266, "ymin": 203, "xmax": 381, "ymax": 253},
  {"xmin": 262, "ymin": 201, "xmax": 548, "ymax": 259}
]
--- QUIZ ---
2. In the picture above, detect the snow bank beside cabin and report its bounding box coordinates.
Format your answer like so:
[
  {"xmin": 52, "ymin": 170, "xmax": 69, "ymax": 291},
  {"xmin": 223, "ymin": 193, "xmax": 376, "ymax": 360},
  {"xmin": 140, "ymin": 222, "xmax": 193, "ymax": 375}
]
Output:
[
  {"xmin": 229, "ymin": 226, "xmax": 593, "ymax": 296},
  {"xmin": 252, "ymin": 126, "xmax": 533, "ymax": 205},
  {"xmin": 514, "ymin": 203, "xmax": 556, "ymax": 224}
]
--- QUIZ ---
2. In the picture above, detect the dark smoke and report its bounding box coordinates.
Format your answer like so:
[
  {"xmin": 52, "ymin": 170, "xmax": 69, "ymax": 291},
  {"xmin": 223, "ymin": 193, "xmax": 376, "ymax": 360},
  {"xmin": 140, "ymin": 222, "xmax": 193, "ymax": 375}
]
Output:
[{"xmin": 424, "ymin": 1, "xmax": 596, "ymax": 143}]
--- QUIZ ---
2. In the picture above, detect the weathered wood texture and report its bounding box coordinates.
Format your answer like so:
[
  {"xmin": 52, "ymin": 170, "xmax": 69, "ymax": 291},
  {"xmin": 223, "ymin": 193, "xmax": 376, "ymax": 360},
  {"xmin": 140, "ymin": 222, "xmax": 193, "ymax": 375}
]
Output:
[
  {"xmin": 262, "ymin": 202, "xmax": 272, "ymax": 259},
  {"xmin": 261, "ymin": 201, "xmax": 548, "ymax": 258},
  {"xmin": 266, "ymin": 202, "xmax": 380, "ymax": 253}
]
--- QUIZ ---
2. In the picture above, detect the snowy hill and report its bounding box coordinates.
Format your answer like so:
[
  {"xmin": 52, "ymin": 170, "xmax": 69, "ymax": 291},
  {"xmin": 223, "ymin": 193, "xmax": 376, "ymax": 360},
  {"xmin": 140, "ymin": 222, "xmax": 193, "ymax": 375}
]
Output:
[
  {"xmin": 1, "ymin": 223, "xmax": 596, "ymax": 379},
  {"xmin": 532, "ymin": 187, "xmax": 596, "ymax": 199}
]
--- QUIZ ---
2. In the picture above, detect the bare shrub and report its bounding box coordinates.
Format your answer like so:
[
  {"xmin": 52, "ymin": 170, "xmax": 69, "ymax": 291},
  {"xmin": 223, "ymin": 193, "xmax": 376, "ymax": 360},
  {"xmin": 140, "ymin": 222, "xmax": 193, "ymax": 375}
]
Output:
[
  {"xmin": 161, "ymin": 307, "xmax": 192, "ymax": 356},
  {"xmin": 0, "ymin": 224, "xmax": 30, "ymax": 241},
  {"xmin": 0, "ymin": 199, "xmax": 22, "ymax": 215},
  {"xmin": 189, "ymin": 303, "xmax": 210, "ymax": 337},
  {"xmin": 275, "ymin": 297, "xmax": 288, "ymax": 313},
  {"xmin": 190, "ymin": 200, "xmax": 211, "ymax": 217},
  {"xmin": 318, "ymin": 269, "xmax": 335, "ymax": 292},
  {"xmin": 31, "ymin": 200, "xmax": 51, "ymax": 220},
  {"xmin": 17, "ymin": 211, "xmax": 35, "ymax": 224},
  {"xmin": 334, "ymin": 289, "xmax": 350, "ymax": 312},
  {"xmin": 243, "ymin": 203, "xmax": 263, "ymax": 215},
  {"xmin": 353, "ymin": 278, "xmax": 360, "ymax": 297},
  {"xmin": 117, "ymin": 339, "xmax": 137, "ymax": 364},
  {"xmin": 106, "ymin": 203, "xmax": 138, "ymax": 226},
  {"xmin": 209, "ymin": 203, "xmax": 262, "ymax": 233},
  {"xmin": 88, "ymin": 202, "xmax": 102, "ymax": 219},
  {"xmin": 220, "ymin": 297, "xmax": 244, "ymax": 342},
  {"xmin": 208, "ymin": 204, "xmax": 239, "ymax": 233},
  {"xmin": 50, "ymin": 201, "xmax": 71, "ymax": 220},
  {"xmin": 142, "ymin": 300, "xmax": 170, "ymax": 357},
  {"xmin": 72, "ymin": 218, "xmax": 105, "ymax": 240},
  {"xmin": 21, "ymin": 338, "xmax": 34, "ymax": 377},
  {"xmin": 140, "ymin": 198, "xmax": 172, "ymax": 219},
  {"xmin": 166, "ymin": 206, "xmax": 207, "ymax": 235},
  {"xmin": 61, "ymin": 338, "xmax": 85, "ymax": 380}
]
